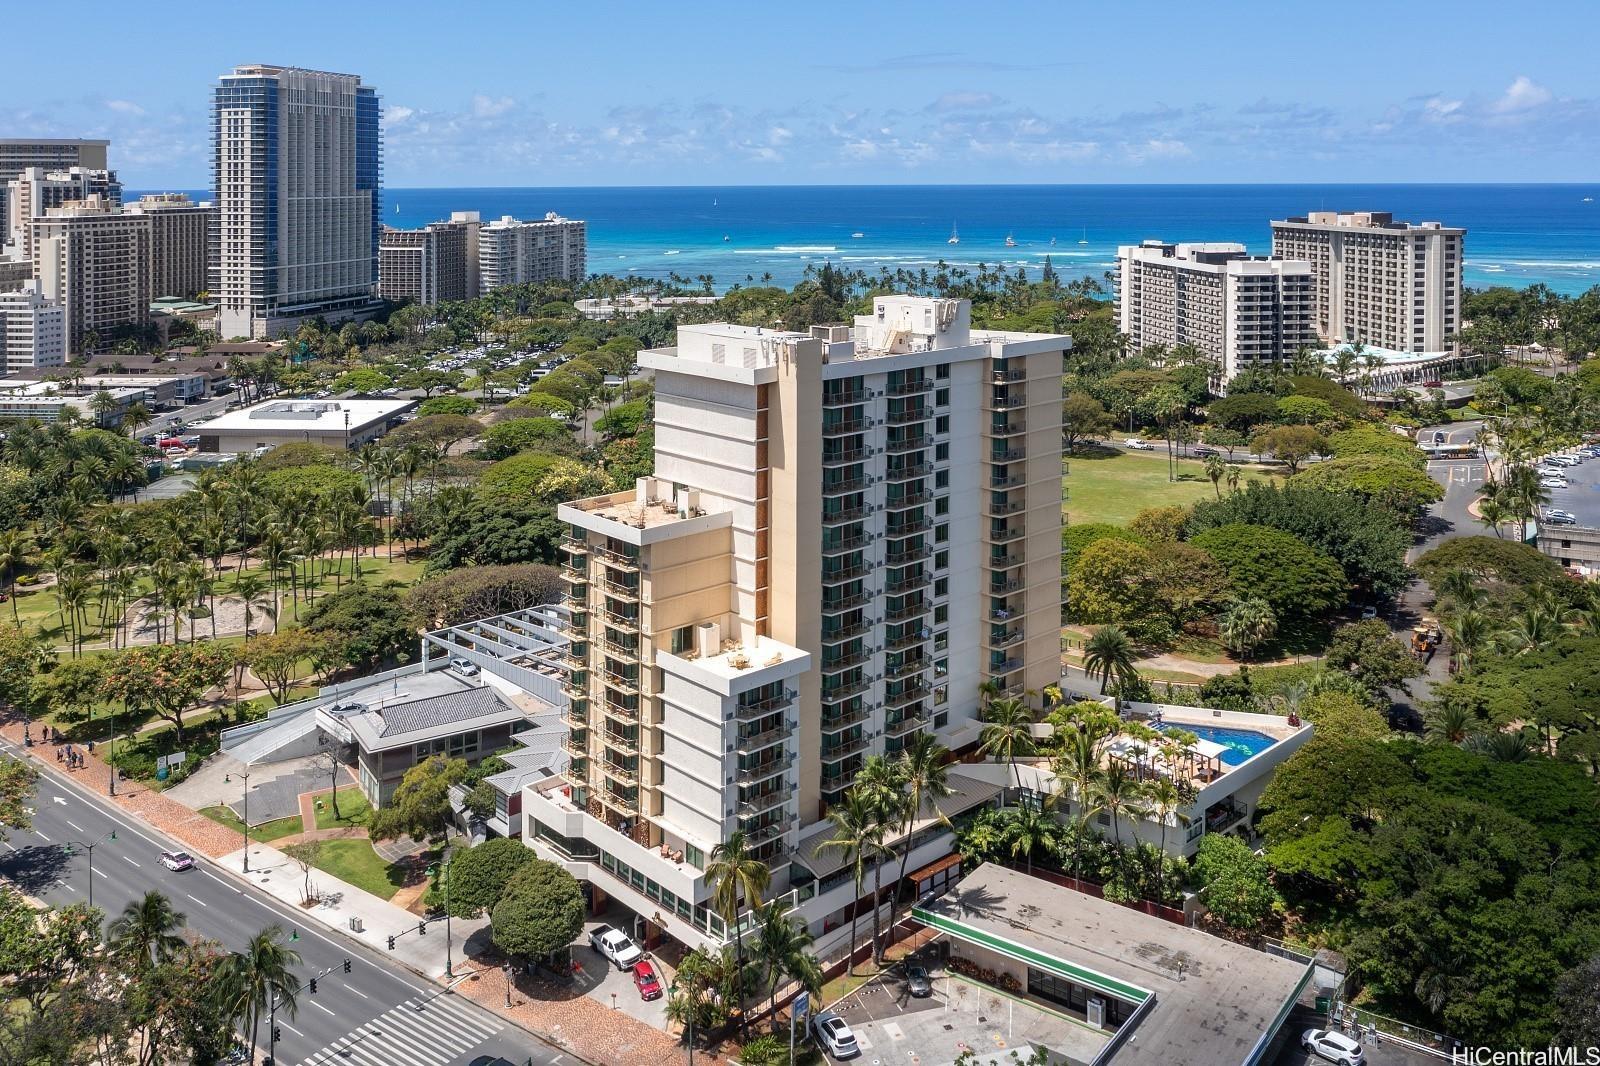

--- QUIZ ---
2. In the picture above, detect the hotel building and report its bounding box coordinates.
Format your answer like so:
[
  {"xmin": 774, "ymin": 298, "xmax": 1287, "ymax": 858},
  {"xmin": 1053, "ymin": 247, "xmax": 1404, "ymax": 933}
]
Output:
[
  {"xmin": 1116, "ymin": 241, "xmax": 1315, "ymax": 384},
  {"xmin": 30, "ymin": 196, "xmax": 151, "ymax": 356},
  {"xmin": 213, "ymin": 64, "xmax": 381, "ymax": 339},
  {"xmin": 4, "ymin": 166, "xmax": 123, "ymax": 260},
  {"xmin": 477, "ymin": 213, "xmax": 586, "ymax": 293},
  {"xmin": 0, "ymin": 139, "xmax": 109, "ymax": 242},
  {"xmin": 378, "ymin": 212, "xmax": 480, "ymax": 305},
  {"xmin": 1270, "ymin": 210, "xmax": 1464, "ymax": 354},
  {"xmin": 126, "ymin": 193, "xmax": 213, "ymax": 300},
  {"xmin": 528, "ymin": 296, "xmax": 1066, "ymax": 948},
  {"xmin": 0, "ymin": 280, "xmax": 67, "ymax": 373}
]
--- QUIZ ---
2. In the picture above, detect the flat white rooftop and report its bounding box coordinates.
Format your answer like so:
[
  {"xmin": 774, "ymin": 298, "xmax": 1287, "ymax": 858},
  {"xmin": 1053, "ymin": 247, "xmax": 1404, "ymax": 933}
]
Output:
[{"xmin": 202, "ymin": 398, "xmax": 412, "ymax": 432}]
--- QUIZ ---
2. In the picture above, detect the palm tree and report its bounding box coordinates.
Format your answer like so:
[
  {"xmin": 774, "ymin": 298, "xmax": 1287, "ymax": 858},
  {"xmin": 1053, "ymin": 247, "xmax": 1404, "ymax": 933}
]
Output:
[
  {"xmin": 1424, "ymin": 704, "xmax": 1478, "ymax": 745},
  {"xmin": 852, "ymin": 756, "xmax": 905, "ymax": 963},
  {"xmin": 889, "ymin": 734, "xmax": 953, "ymax": 928},
  {"xmin": 1144, "ymin": 777, "xmax": 1190, "ymax": 906},
  {"xmin": 1082, "ymin": 625, "xmax": 1138, "ymax": 710},
  {"xmin": 1053, "ymin": 725, "xmax": 1107, "ymax": 889},
  {"xmin": 0, "ymin": 529, "xmax": 32, "ymax": 625},
  {"xmin": 978, "ymin": 696, "xmax": 1035, "ymax": 789},
  {"xmin": 1091, "ymin": 763, "xmax": 1149, "ymax": 890},
  {"xmin": 1445, "ymin": 608, "xmax": 1490, "ymax": 673},
  {"xmin": 705, "ymin": 831, "xmax": 769, "ymax": 1036},
  {"xmin": 234, "ymin": 572, "xmax": 275, "ymax": 641},
  {"xmin": 1436, "ymin": 569, "xmax": 1484, "ymax": 612},
  {"xmin": 1203, "ymin": 454, "xmax": 1225, "ymax": 499},
  {"xmin": 750, "ymin": 898, "xmax": 819, "ymax": 1023},
  {"xmin": 815, "ymin": 790, "xmax": 891, "ymax": 977},
  {"xmin": 1003, "ymin": 801, "xmax": 1055, "ymax": 875},
  {"xmin": 108, "ymin": 890, "xmax": 187, "ymax": 969},
  {"xmin": 1225, "ymin": 464, "xmax": 1242, "ymax": 494},
  {"xmin": 1476, "ymin": 496, "xmax": 1509, "ymax": 538},
  {"xmin": 217, "ymin": 925, "xmax": 302, "ymax": 1064},
  {"xmin": 1219, "ymin": 597, "xmax": 1278, "ymax": 661}
]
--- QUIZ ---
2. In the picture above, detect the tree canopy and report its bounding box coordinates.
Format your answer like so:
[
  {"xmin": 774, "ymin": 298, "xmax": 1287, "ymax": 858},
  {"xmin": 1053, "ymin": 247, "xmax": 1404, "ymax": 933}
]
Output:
[
  {"xmin": 1189, "ymin": 523, "xmax": 1346, "ymax": 621},
  {"xmin": 490, "ymin": 859, "xmax": 586, "ymax": 962},
  {"xmin": 442, "ymin": 838, "xmax": 538, "ymax": 918}
]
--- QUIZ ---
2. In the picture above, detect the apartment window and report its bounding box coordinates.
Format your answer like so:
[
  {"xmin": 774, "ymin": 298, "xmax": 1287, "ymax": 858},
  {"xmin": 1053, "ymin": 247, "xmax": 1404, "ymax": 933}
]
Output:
[
  {"xmin": 935, "ymin": 442, "xmax": 950, "ymax": 462},
  {"xmin": 685, "ymin": 844, "xmax": 705, "ymax": 868},
  {"xmin": 671, "ymin": 626, "xmax": 694, "ymax": 655},
  {"xmin": 935, "ymin": 470, "xmax": 949, "ymax": 489},
  {"xmin": 934, "ymin": 711, "xmax": 949, "ymax": 729},
  {"xmin": 935, "ymin": 605, "xmax": 949, "ymax": 625},
  {"xmin": 935, "ymin": 523, "xmax": 949, "ymax": 544},
  {"xmin": 936, "ymin": 415, "xmax": 950, "ymax": 434},
  {"xmin": 935, "ymin": 497, "xmax": 949, "ymax": 516},
  {"xmin": 935, "ymin": 388, "xmax": 950, "ymax": 407},
  {"xmin": 935, "ymin": 577, "xmax": 949, "ymax": 597},
  {"xmin": 936, "ymin": 363, "xmax": 950, "ymax": 380},
  {"xmin": 935, "ymin": 550, "xmax": 949, "ymax": 570}
]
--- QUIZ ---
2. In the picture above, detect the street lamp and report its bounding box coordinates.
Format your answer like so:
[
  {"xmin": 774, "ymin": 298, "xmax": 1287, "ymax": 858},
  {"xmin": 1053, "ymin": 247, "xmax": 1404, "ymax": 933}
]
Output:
[
  {"xmin": 427, "ymin": 849, "xmax": 455, "ymax": 978},
  {"xmin": 63, "ymin": 830, "xmax": 116, "ymax": 910},
  {"xmin": 241, "ymin": 770, "xmax": 252, "ymax": 873}
]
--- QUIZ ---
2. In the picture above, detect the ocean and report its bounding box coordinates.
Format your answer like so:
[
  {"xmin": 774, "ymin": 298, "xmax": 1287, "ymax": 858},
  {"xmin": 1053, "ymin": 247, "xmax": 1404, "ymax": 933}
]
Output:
[{"xmin": 141, "ymin": 184, "xmax": 1600, "ymax": 296}]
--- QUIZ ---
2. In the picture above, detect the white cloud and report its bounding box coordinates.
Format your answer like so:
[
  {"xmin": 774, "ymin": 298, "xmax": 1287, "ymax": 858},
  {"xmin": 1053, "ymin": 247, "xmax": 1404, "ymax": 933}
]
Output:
[
  {"xmin": 385, "ymin": 105, "xmax": 415, "ymax": 126},
  {"xmin": 931, "ymin": 91, "xmax": 1000, "ymax": 113},
  {"xmin": 105, "ymin": 99, "xmax": 144, "ymax": 115},
  {"xmin": 1491, "ymin": 76, "xmax": 1551, "ymax": 114},
  {"xmin": 471, "ymin": 94, "xmax": 515, "ymax": 118},
  {"xmin": 1422, "ymin": 96, "xmax": 1463, "ymax": 123}
]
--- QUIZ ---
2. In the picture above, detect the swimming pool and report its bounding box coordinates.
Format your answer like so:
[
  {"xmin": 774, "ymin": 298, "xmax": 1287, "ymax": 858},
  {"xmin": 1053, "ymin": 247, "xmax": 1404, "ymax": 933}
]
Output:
[{"xmin": 1154, "ymin": 722, "xmax": 1277, "ymax": 766}]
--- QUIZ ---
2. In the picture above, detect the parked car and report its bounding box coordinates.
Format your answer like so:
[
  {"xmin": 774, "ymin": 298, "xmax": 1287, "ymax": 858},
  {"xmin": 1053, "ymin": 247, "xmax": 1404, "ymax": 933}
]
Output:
[
  {"xmin": 1191, "ymin": 446, "xmax": 1219, "ymax": 458},
  {"xmin": 1123, "ymin": 438, "xmax": 1154, "ymax": 451},
  {"xmin": 1545, "ymin": 513, "xmax": 1579, "ymax": 526},
  {"xmin": 448, "ymin": 656, "xmax": 480, "ymax": 677},
  {"xmin": 1359, "ymin": 605, "xmax": 1378, "ymax": 621},
  {"xmin": 632, "ymin": 959, "xmax": 663, "ymax": 1000},
  {"xmin": 1546, "ymin": 508, "xmax": 1578, "ymax": 521},
  {"xmin": 811, "ymin": 1013, "xmax": 861, "ymax": 1059},
  {"xmin": 1301, "ymin": 1028, "xmax": 1364, "ymax": 1065},
  {"xmin": 588, "ymin": 925, "xmax": 643, "ymax": 970},
  {"xmin": 905, "ymin": 963, "xmax": 932, "ymax": 997},
  {"xmin": 1432, "ymin": 431, "xmax": 1447, "ymax": 444},
  {"xmin": 1541, "ymin": 476, "xmax": 1569, "ymax": 489},
  {"xmin": 160, "ymin": 850, "xmax": 194, "ymax": 872}
]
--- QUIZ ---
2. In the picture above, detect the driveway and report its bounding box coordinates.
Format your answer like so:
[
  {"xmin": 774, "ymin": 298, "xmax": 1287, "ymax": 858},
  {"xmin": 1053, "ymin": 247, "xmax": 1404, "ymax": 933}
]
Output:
[{"xmin": 572, "ymin": 918, "xmax": 670, "ymax": 1031}]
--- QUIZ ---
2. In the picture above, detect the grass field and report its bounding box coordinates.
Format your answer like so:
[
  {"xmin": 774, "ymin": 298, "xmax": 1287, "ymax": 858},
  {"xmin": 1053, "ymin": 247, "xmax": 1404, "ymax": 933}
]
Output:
[
  {"xmin": 1065, "ymin": 447, "xmax": 1283, "ymax": 527},
  {"xmin": 313, "ymin": 787, "xmax": 371, "ymax": 830},
  {"xmin": 308, "ymin": 838, "xmax": 414, "ymax": 901},
  {"xmin": 199, "ymin": 804, "xmax": 303, "ymax": 843}
]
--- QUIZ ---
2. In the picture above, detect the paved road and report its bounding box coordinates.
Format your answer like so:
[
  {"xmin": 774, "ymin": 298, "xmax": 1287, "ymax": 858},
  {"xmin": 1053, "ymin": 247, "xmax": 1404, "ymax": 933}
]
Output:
[
  {"xmin": 146, "ymin": 394, "xmax": 235, "ymax": 437},
  {"xmin": 0, "ymin": 739, "xmax": 565, "ymax": 1066}
]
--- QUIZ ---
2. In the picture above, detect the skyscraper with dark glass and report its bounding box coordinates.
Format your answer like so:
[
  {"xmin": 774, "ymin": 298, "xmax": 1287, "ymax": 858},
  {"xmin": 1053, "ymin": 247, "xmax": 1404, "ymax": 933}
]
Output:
[{"xmin": 213, "ymin": 65, "xmax": 381, "ymax": 339}]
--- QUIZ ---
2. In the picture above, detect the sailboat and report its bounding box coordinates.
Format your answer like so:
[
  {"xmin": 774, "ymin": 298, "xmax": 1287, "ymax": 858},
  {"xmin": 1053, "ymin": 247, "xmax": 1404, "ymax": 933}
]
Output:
[
  {"xmin": 947, "ymin": 222, "xmax": 960, "ymax": 245},
  {"xmin": 1078, "ymin": 227, "xmax": 1089, "ymax": 245},
  {"xmin": 1004, "ymin": 231, "xmax": 1017, "ymax": 248},
  {"xmin": 722, "ymin": 234, "xmax": 730, "ymax": 241},
  {"xmin": 1049, "ymin": 236, "xmax": 1056, "ymax": 247}
]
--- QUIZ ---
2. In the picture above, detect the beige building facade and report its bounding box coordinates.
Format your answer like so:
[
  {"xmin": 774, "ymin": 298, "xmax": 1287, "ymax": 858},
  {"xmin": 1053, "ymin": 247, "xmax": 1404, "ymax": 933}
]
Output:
[
  {"xmin": 126, "ymin": 194, "xmax": 212, "ymax": 299},
  {"xmin": 540, "ymin": 296, "xmax": 1067, "ymax": 942},
  {"xmin": 1270, "ymin": 210, "xmax": 1464, "ymax": 354},
  {"xmin": 30, "ymin": 196, "xmax": 151, "ymax": 356},
  {"xmin": 4, "ymin": 166, "xmax": 123, "ymax": 261},
  {"xmin": 0, "ymin": 139, "xmax": 108, "ymax": 241},
  {"xmin": 378, "ymin": 212, "xmax": 480, "ymax": 305}
]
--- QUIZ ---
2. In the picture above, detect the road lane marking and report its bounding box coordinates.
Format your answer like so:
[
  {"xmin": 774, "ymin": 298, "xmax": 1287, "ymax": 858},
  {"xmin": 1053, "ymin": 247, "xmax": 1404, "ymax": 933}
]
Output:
[
  {"xmin": 65, "ymin": 820, "xmax": 83, "ymax": 833},
  {"xmin": 186, "ymin": 893, "xmax": 209, "ymax": 907},
  {"xmin": 54, "ymin": 879, "xmax": 67, "ymax": 888},
  {"xmin": 279, "ymin": 1020, "xmax": 306, "ymax": 1038},
  {"xmin": 202, "ymin": 870, "xmax": 242, "ymax": 893},
  {"xmin": 92, "ymin": 866, "xmax": 108, "ymax": 879},
  {"xmin": 34, "ymin": 830, "xmax": 49, "ymax": 842},
  {"xmin": 348, "ymin": 985, "xmax": 369, "ymax": 999},
  {"xmin": 310, "ymin": 999, "xmax": 337, "ymax": 1017},
  {"xmin": 121, "ymin": 855, "xmax": 139, "ymax": 867}
]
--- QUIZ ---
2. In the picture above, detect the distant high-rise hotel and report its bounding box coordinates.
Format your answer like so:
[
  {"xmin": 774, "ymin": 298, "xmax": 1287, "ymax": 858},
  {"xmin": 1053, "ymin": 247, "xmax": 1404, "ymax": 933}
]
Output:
[
  {"xmin": 0, "ymin": 139, "xmax": 109, "ymax": 242},
  {"xmin": 476, "ymin": 213, "xmax": 586, "ymax": 293},
  {"xmin": 4, "ymin": 166, "xmax": 122, "ymax": 260},
  {"xmin": 30, "ymin": 196, "xmax": 151, "ymax": 356},
  {"xmin": 378, "ymin": 212, "xmax": 481, "ymax": 305},
  {"xmin": 1270, "ymin": 211, "xmax": 1464, "ymax": 354},
  {"xmin": 213, "ymin": 64, "xmax": 381, "ymax": 339},
  {"xmin": 0, "ymin": 280, "xmax": 67, "ymax": 373},
  {"xmin": 126, "ymin": 193, "xmax": 213, "ymax": 300},
  {"xmin": 1116, "ymin": 241, "xmax": 1315, "ymax": 384}
]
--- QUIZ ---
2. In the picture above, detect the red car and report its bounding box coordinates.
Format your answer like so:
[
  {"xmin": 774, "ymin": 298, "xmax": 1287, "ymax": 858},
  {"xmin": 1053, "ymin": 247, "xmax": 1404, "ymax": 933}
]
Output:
[{"xmin": 633, "ymin": 960, "xmax": 662, "ymax": 1001}]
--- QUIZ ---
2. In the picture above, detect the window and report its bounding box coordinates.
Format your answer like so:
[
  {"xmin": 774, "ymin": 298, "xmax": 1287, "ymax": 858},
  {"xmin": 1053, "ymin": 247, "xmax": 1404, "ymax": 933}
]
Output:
[
  {"xmin": 935, "ymin": 442, "xmax": 950, "ymax": 462},
  {"xmin": 935, "ymin": 388, "xmax": 950, "ymax": 407},
  {"xmin": 936, "ymin": 415, "xmax": 950, "ymax": 434},
  {"xmin": 935, "ymin": 577, "xmax": 949, "ymax": 597},
  {"xmin": 934, "ymin": 710, "xmax": 949, "ymax": 729},
  {"xmin": 935, "ymin": 605, "xmax": 948, "ymax": 624},
  {"xmin": 685, "ymin": 844, "xmax": 705, "ymax": 868},
  {"xmin": 671, "ymin": 626, "xmax": 694, "ymax": 655},
  {"xmin": 936, "ymin": 363, "xmax": 950, "ymax": 380},
  {"xmin": 935, "ymin": 550, "xmax": 949, "ymax": 570},
  {"xmin": 935, "ymin": 523, "xmax": 948, "ymax": 544},
  {"xmin": 935, "ymin": 496, "xmax": 949, "ymax": 516},
  {"xmin": 935, "ymin": 470, "xmax": 949, "ymax": 489}
]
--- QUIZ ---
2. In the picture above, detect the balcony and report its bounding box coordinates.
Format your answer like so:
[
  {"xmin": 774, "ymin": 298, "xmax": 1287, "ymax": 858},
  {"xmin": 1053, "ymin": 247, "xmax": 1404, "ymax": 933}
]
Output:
[
  {"xmin": 604, "ymin": 610, "xmax": 640, "ymax": 633},
  {"xmin": 736, "ymin": 719, "xmax": 793, "ymax": 754},
  {"xmin": 989, "ymin": 525, "xmax": 1025, "ymax": 544},
  {"xmin": 885, "ymin": 406, "xmax": 929, "ymax": 426},
  {"xmin": 886, "ymin": 378, "xmax": 931, "ymax": 396},
  {"xmin": 603, "ymin": 581, "xmax": 641, "ymax": 603},
  {"xmin": 983, "ymin": 495, "xmax": 1026, "ymax": 517},
  {"xmin": 884, "ymin": 490, "xmax": 931, "ymax": 510},
  {"xmin": 735, "ymin": 689, "xmax": 797, "ymax": 720},
  {"xmin": 989, "ymin": 657, "xmax": 1024, "ymax": 676},
  {"xmin": 992, "ymin": 368, "xmax": 1027, "ymax": 384},
  {"xmin": 820, "ymin": 768, "xmax": 857, "ymax": 794},
  {"xmin": 560, "ymin": 675, "xmax": 589, "ymax": 701},
  {"xmin": 988, "ymin": 419, "xmax": 1027, "ymax": 437},
  {"xmin": 562, "ymin": 703, "xmax": 590, "ymax": 730},
  {"xmin": 822, "ymin": 564, "xmax": 870, "ymax": 589},
  {"xmin": 988, "ymin": 553, "xmax": 1024, "ymax": 570},
  {"xmin": 822, "ymin": 619, "xmax": 869, "ymax": 643},
  {"xmin": 986, "ymin": 393, "xmax": 1026, "ymax": 410},
  {"xmin": 884, "ymin": 683, "xmax": 931, "ymax": 710},
  {"xmin": 600, "ymin": 790, "xmax": 639, "ymax": 817},
  {"xmin": 884, "ymin": 599, "xmax": 929, "ymax": 622},
  {"xmin": 821, "ymin": 590, "xmax": 872, "ymax": 613},
  {"xmin": 883, "ymin": 569, "xmax": 929, "ymax": 595},
  {"xmin": 885, "ymin": 463, "xmax": 932, "ymax": 482},
  {"xmin": 885, "ymin": 624, "xmax": 930, "ymax": 652},
  {"xmin": 563, "ymin": 733, "xmax": 589, "ymax": 759},
  {"xmin": 821, "ymin": 705, "xmax": 870, "ymax": 732},
  {"xmin": 561, "ymin": 764, "xmax": 589, "ymax": 791},
  {"xmin": 743, "ymin": 816, "xmax": 796, "ymax": 846},
  {"xmin": 560, "ymin": 563, "xmax": 590, "ymax": 585},
  {"xmin": 822, "ymin": 505, "xmax": 866, "ymax": 526},
  {"xmin": 987, "ymin": 627, "xmax": 1024, "ymax": 649},
  {"xmin": 886, "ymin": 516, "xmax": 932, "ymax": 538},
  {"xmin": 990, "ymin": 576, "xmax": 1023, "ymax": 595},
  {"xmin": 824, "ymin": 387, "xmax": 868, "ymax": 406},
  {"xmin": 603, "ymin": 671, "xmax": 641, "ymax": 696},
  {"xmin": 885, "ymin": 712, "xmax": 927, "ymax": 737},
  {"xmin": 558, "ymin": 647, "xmax": 589, "ymax": 671},
  {"xmin": 823, "ymin": 417, "xmax": 868, "ymax": 436},
  {"xmin": 822, "ymin": 534, "xmax": 869, "ymax": 557},
  {"xmin": 823, "ymin": 475, "xmax": 868, "ymax": 495},
  {"xmin": 885, "ymin": 435, "xmax": 929, "ymax": 455},
  {"xmin": 603, "ymin": 731, "xmax": 639, "ymax": 757},
  {"xmin": 600, "ymin": 761, "xmax": 639, "ymax": 786},
  {"xmin": 821, "ymin": 677, "xmax": 870, "ymax": 703},
  {"xmin": 739, "ymin": 790, "xmax": 790, "ymax": 817},
  {"xmin": 603, "ymin": 638, "xmax": 640, "ymax": 662},
  {"xmin": 884, "ymin": 544, "xmax": 930, "ymax": 567},
  {"xmin": 561, "ymin": 536, "xmax": 590, "ymax": 556},
  {"xmin": 822, "ymin": 736, "xmax": 869, "ymax": 761},
  {"xmin": 990, "ymin": 446, "xmax": 1026, "ymax": 463},
  {"xmin": 739, "ymin": 753, "xmax": 795, "ymax": 784},
  {"xmin": 885, "ymin": 657, "xmax": 930, "ymax": 681},
  {"xmin": 823, "ymin": 447, "xmax": 868, "ymax": 467},
  {"xmin": 821, "ymin": 649, "xmax": 869, "ymax": 673},
  {"xmin": 595, "ymin": 546, "xmax": 639, "ymax": 572},
  {"xmin": 604, "ymin": 701, "xmax": 641, "ymax": 724}
]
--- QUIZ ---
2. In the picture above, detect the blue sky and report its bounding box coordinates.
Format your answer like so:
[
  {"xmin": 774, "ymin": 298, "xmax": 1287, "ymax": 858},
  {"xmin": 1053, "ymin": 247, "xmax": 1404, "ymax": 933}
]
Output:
[{"xmin": 6, "ymin": 0, "xmax": 1597, "ymax": 187}]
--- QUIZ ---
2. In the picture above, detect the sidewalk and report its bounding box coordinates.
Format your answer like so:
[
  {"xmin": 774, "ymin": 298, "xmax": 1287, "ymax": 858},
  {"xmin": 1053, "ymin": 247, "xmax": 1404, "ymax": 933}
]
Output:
[{"xmin": 219, "ymin": 841, "xmax": 486, "ymax": 981}]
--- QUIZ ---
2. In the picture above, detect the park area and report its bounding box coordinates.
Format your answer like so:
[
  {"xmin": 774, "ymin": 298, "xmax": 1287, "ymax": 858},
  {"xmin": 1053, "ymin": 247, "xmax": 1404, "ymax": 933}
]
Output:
[{"xmin": 1064, "ymin": 445, "xmax": 1283, "ymax": 527}]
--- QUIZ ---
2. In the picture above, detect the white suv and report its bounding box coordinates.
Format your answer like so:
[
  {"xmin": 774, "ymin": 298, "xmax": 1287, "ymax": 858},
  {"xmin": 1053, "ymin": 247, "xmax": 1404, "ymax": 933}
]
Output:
[
  {"xmin": 588, "ymin": 925, "xmax": 643, "ymax": 970},
  {"xmin": 812, "ymin": 1013, "xmax": 860, "ymax": 1059},
  {"xmin": 1302, "ymin": 1028, "xmax": 1364, "ymax": 1065}
]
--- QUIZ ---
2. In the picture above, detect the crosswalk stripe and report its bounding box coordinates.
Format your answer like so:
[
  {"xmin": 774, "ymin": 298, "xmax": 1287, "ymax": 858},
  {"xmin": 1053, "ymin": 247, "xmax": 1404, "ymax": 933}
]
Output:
[
  {"xmin": 418, "ymin": 998, "xmax": 496, "ymax": 1040},
  {"xmin": 294, "ymin": 994, "xmax": 498, "ymax": 1066}
]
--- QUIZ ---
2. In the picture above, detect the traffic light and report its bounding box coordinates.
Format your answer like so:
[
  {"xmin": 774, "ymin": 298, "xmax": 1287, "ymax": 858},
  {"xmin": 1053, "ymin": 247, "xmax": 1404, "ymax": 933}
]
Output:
[
  {"xmin": 417, "ymin": 920, "xmax": 426, "ymax": 936},
  {"xmin": 387, "ymin": 935, "xmax": 395, "ymax": 950},
  {"xmin": 309, "ymin": 978, "xmax": 317, "ymax": 994},
  {"xmin": 343, "ymin": 958, "xmax": 352, "ymax": 974},
  {"xmin": 272, "ymin": 1026, "xmax": 281, "ymax": 1043}
]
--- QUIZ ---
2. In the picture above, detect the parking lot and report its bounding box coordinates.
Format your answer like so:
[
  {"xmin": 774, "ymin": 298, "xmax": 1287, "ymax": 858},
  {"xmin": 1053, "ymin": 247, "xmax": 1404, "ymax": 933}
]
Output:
[
  {"xmin": 826, "ymin": 962, "xmax": 1104, "ymax": 1066},
  {"xmin": 1535, "ymin": 447, "xmax": 1600, "ymax": 528}
]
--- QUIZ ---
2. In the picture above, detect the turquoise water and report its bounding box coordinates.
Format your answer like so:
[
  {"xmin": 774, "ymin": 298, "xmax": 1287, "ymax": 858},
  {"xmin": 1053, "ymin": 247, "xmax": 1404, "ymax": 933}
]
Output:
[
  {"xmin": 1154, "ymin": 722, "xmax": 1276, "ymax": 766},
  {"xmin": 137, "ymin": 183, "xmax": 1600, "ymax": 294}
]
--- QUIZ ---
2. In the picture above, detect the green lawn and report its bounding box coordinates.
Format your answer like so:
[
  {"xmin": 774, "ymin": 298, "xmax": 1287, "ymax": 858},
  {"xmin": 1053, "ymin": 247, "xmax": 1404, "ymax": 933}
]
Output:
[
  {"xmin": 312, "ymin": 786, "xmax": 371, "ymax": 830},
  {"xmin": 1065, "ymin": 446, "xmax": 1283, "ymax": 527},
  {"xmin": 199, "ymin": 804, "xmax": 303, "ymax": 843},
  {"xmin": 309, "ymin": 838, "xmax": 410, "ymax": 901}
]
